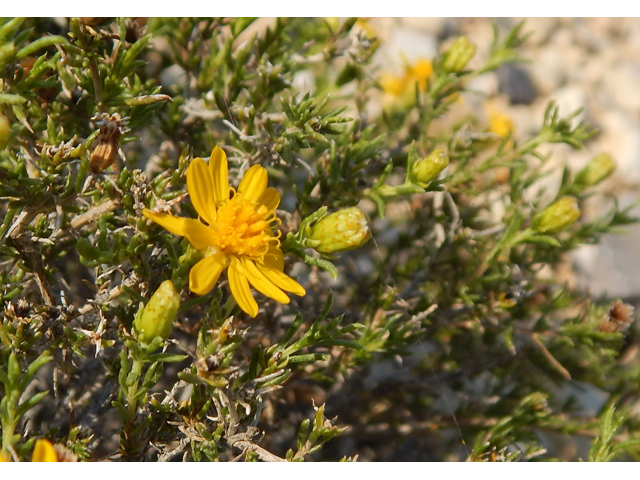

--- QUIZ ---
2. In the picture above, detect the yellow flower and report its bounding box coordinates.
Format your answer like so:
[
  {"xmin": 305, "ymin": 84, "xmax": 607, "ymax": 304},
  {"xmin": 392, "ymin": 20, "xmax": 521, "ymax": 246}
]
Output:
[
  {"xmin": 379, "ymin": 72, "xmax": 406, "ymax": 97},
  {"xmin": 486, "ymin": 100, "xmax": 515, "ymax": 140},
  {"xmin": 355, "ymin": 18, "xmax": 377, "ymax": 42},
  {"xmin": 489, "ymin": 112, "xmax": 515, "ymax": 138},
  {"xmin": 379, "ymin": 58, "xmax": 434, "ymax": 105},
  {"xmin": 408, "ymin": 58, "xmax": 433, "ymax": 93},
  {"xmin": 143, "ymin": 146, "xmax": 305, "ymax": 318},
  {"xmin": 32, "ymin": 439, "xmax": 58, "ymax": 462}
]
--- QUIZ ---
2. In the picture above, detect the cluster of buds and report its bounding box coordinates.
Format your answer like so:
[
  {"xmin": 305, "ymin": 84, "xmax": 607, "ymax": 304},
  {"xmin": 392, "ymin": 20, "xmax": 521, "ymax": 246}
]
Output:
[
  {"xmin": 133, "ymin": 280, "xmax": 180, "ymax": 345},
  {"xmin": 38, "ymin": 135, "xmax": 85, "ymax": 165},
  {"xmin": 89, "ymin": 112, "xmax": 130, "ymax": 173},
  {"xmin": 532, "ymin": 196, "xmax": 581, "ymax": 233}
]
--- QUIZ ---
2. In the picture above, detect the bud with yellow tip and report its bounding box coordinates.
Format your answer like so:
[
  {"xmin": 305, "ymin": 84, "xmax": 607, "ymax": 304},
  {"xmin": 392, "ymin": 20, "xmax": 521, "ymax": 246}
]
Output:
[
  {"xmin": 532, "ymin": 197, "xmax": 581, "ymax": 233},
  {"xmin": 309, "ymin": 207, "xmax": 371, "ymax": 254},
  {"xmin": 412, "ymin": 149, "xmax": 450, "ymax": 187},
  {"xmin": 575, "ymin": 153, "xmax": 615, "ymax": 189},
  {"xmin": 133, "ymin": 280, "xmax": 180, "ymax": 344},
  {"xmin": 442, "ymin": 36, "xmax": 476, "ymax": 73}
]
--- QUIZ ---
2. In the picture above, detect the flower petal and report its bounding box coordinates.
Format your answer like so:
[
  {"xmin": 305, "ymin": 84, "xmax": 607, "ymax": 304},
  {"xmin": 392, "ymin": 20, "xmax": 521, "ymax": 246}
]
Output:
[
  {"xmin": 189, "ymin": 253, "xmax": 228, "ymax": 295},
  {"xmin": 143, "ymin": 209, "xmax": 214, "ymax": 250},
  {"xmin": 228, "ymin": 258, "xmax": 258, "ymax": 317},
  {"xmin": 187, "ymin": 158, "xmax": 216, "ymax": 225},
  {"xmin": 263, "ymin": 247, "xmax": 285, "ymax": 271},
  {"xmin": 237, "ymin": 165, "xmax": 268, "ymax": 203},
  {"xmin": 32, "ymin": 439, "xmax": 58, "ymax": 462},
  {"xmin": 241, "ymin": 258, "xmax": 290, "ymax": 304},
  {"xmin": 258, "ymin": 187, "xmax": 280, "ymax": 212},
  {"xmin": 209, "ymin": 146, "xmax": 229, "ymax": 206},
  {"xmin": 257, "ymin": 261, "xmax": 306, "ymax": 297}
]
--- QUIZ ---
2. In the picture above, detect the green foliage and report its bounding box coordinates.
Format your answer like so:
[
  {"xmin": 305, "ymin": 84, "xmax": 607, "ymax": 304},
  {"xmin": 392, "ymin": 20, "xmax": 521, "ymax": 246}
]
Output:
[{"xmin": 0, "ymin": 17, "xmax": 639, "ymax": 462}]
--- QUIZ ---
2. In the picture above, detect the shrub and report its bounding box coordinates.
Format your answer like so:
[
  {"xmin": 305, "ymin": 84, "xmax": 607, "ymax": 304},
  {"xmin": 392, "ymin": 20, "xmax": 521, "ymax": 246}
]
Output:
[{"xmin": 0, "ymin": 17, "xmax": 639, "ymax": 462}]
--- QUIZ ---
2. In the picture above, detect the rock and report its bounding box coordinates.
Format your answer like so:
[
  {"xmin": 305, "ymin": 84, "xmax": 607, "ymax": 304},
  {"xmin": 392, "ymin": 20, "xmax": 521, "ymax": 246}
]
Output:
[
  {"xmin": 598, "ymin": 110, "xmax": 640, "ymax": 185},
  {"xmin": 497, "ymin": 64, "xmax": 538, "ymax": 105}
]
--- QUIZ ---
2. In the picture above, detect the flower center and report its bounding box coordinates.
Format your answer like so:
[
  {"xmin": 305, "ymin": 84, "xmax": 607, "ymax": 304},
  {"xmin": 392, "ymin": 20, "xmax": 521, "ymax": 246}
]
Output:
[{"xmin": 209, "ymin": 196, "xmax": 279, "ymax": 259}]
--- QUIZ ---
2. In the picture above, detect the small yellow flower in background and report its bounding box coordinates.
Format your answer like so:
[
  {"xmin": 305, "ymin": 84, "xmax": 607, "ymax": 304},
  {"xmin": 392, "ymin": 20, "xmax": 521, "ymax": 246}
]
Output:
[
  {"xmin": 379, "ymin": 57, "xmax": 434, "ymax": 100},
  {"xmin": 486, "ymin": 99, "xmax": 515, "ymax": 147},
  {"xmin": 32, "ymin": 439, "xmax": 58, "ymax": 462},
  {"xmin": 379, "ymin": 72, "xmax": 405, "ymax": 97},
  {"xmin": 408, "ymin": 59, "xmax": 433, "ymax": 93},
  {"xmin": 355, "ymin": 18, "xmax": 377, "ymax": 42},
  {"xmin": 489, "ymin": 112, "xmax": 515, "ymax": 138},
  {"xmin": 143, "ymin": 146, "xmax": 305, "ymax": 318}
]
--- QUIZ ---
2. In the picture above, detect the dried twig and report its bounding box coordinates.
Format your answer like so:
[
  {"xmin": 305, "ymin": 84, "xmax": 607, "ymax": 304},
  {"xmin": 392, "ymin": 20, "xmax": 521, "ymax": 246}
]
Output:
[{"xmin": 530, "ymin": 333, "xmax": 571, "ymax": 380}]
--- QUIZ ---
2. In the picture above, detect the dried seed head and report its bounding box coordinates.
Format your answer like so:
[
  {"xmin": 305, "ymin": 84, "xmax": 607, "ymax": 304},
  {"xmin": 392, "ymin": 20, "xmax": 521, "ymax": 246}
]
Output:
[
  {"xmin": 599, "ymin": 299, "xmax": 635, "ymax": 332},
  {"xmin": 76, "ymin": 17, "xmax": 107, "ymax": 26},
  {"xmin": 89, "ymin": 113, "xmax": 129, "ymax": 173}
]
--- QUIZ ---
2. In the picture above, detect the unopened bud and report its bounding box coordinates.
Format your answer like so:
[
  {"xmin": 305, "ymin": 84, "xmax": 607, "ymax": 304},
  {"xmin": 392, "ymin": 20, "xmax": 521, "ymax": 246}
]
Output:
[
  {"xmin": 442, "ymin": 36, "xmax": 476, "ymax": 73},
  {"xmin": 309, "ymin": 207, "xmax": 371, "ymax": 254},
  {"xmin": 133, "ymin": 280, "xmax": 180, "ymax": 344},
  {"xmin": 575, "ymin": 153, "xmax": 615, "ymax": 188},
  {"xmin": 0, "ymin": 114, "xmax": 10, "ymax": 149},
  {"xmin": 413, "ymin": 149, "xmax": 450, "ymax": 186},
  {"xmin": 533, "ymin": 197, "xmax": 581, "ymax": 233}
]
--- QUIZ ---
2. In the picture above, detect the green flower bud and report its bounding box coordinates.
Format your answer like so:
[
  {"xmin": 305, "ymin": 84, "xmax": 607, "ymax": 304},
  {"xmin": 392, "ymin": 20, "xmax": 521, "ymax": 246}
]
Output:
[
  {"xmin": 133, "ymin": 280, "xmax": 180, "ymax": 344},
  {"xmin": 575, "ymin": 153, "xmax": 615, "ymax": 188},
  {"xmin": 0, "ymin": 114, "xmax": 10, "ymax": 149},
  {"xmin": 442, "ymin": 36, "xmax": 476, "ymax": 73},
  {"xmin": 412, "ymin": 149, "xmax": 450, "ymax": 186},
  {"xmin": 309, "ymin": 207, "xmax": 371, "ymax": 254},
  {"xmin": 532, "ymin": 197, "xmax": 581, "ymax": 233}
]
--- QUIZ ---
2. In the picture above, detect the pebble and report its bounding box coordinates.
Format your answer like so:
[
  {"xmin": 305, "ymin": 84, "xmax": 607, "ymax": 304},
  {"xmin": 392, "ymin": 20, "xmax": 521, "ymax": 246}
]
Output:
[{"xmin": 497, "ymin": 64, "xmax": 538, "ymax": 105}]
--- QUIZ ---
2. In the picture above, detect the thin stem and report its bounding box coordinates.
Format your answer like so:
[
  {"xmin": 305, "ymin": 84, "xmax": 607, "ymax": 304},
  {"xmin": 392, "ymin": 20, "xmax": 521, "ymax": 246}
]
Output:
[{"xmin": 89, "ymin": 59, "xmax": 102, "ymax": 107}]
